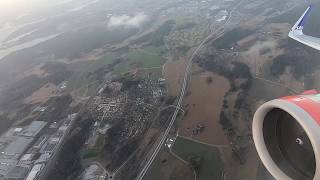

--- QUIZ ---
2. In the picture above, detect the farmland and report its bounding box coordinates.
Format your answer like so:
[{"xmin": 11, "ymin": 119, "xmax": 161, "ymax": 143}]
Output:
[
  {"xmin": 144, "ymin": 149, "xmax": 194, "ymax": 180},
  {"xmin": 172, "ymin": 136, "xmax": 224, "ymax": 180}
]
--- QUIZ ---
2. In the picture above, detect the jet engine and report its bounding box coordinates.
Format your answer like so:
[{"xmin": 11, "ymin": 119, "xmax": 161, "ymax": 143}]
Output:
[{"xmin": 253, "ymin": 90, "xmax": 320, "ymax": 180}]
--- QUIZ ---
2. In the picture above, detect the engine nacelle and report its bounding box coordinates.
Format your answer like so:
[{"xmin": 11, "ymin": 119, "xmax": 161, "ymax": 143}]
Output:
[{"xmin": 253, "ymin": 90, "xmax": 320, "ymax": 180}]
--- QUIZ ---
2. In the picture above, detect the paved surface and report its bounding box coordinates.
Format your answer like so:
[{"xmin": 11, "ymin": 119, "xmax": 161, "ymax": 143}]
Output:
[{"xmin": 177, "ymin": 135, "xmax": 229, "ymax": 148}]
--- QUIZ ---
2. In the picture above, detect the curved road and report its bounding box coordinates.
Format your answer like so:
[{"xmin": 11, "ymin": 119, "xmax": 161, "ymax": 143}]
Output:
[{"xmin": 135, "ymin": 2, "xmax": 244, "ymax": 180}]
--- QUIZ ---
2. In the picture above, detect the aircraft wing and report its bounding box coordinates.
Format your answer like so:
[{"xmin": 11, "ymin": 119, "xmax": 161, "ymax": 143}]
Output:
[{"xmin": 288, "ymin": 5, "xmax": 320, "ymax": 51}]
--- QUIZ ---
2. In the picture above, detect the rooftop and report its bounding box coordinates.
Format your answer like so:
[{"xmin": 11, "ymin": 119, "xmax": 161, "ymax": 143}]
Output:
[
  {"xmin": 25, "ymin": 164, "xmax": 43, "ymax": 180},
  {"xmin": 33, "ymin": 136, "xmax": 47, "ymax": 149},
  {"xmin": 0, "ymin": 159, "xmax": 17, "ymax": 176},
  {"xmin": 20, "ymin": 154, "xmax": 34, "ymax": 161},
  {"xmin": 5, "ymin": 166, "xmax": 28, "ymax": 179},
  {"xmin": 21, "ymin": 121, "xmax": 47, "ymax": 137},
  {"xmin": 1, "ymin": 137, "xmax": 33, "ymax": 158},
  {"xmin": 13, "ymin": 128, "xmax": 23, "ymax": 133},
  {"xmin": 35, "ymin": 153, "xmax": 51, "ymax": 164}
]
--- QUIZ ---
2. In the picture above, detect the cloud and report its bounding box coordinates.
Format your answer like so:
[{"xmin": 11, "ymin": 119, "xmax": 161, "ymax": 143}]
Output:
[{"xmin": 108, "ymin": 13, "xmax": 148, "ymax": 28}]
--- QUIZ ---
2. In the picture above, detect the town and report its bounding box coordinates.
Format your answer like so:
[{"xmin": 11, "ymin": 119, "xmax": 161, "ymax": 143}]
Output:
[{"xmin": 81, "ymin": 71, "xmax": 167, "ymax": 179}]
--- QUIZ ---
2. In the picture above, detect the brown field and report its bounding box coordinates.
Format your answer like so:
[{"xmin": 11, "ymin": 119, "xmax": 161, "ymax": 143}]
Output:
[
  {"xmin": 19, "ymin": 63, "xmax": 49, "ymax": 79},
  {"xmin": 179, "ymin": 65, "xmax": 230, "ymax": 145},
  {"xmin": 220, "ymin": 145, "xmax": 260, "ymax": 180},
  {"xmin": 239, "ymin": 145, "xmax": 260, "ymax": 180},
  {"xmin": 278, "ymin": 67, "xmax": 304, "ymax": 93},
  {"xmin": 163, "ymin": 58, "xmax": 187, "ymax": 96},
  {"xmin": 24, "ymin": 83, "xmax": 58, "ymax": 104}
]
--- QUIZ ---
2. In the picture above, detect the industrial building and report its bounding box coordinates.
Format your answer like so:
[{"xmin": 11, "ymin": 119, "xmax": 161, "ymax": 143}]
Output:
[
  {"xmin": 2, "ymin": 128, "xmax": 22, "ymax": 138},
  {"xmin": 4, "ymin": 166, "xmax": 28, "ymax": 180},
  {"xmin": 0, "ymin": 113, "xmax": 76, "ymax": 180},
  {"xmin": 0, "ymin": 159, "xmax": 17, "ymax": 176},
  {"xmin": 21, "ymin": 121, "xmax": 47, "ymax": 137},
  {"xmin": 1, "ymin": 137, "xmax": 33, "ymax": 159},
  {"xmin": 39, "ymin": 135, "xmax": 61, "ymax": 154},
  {"xmin": 19, "ymin": 153, "xmax": 34, "ymax": 166},
  {"xmin": 32, "ymin": 136, "xmax": 47, "ymax": 150},
  {"xmin": 35, "ymin": 153, "xmax": 51, "ymax": 164},
  {"xmin": 25, "ymin": 164, "xmax": 43, "ymax": 180}
]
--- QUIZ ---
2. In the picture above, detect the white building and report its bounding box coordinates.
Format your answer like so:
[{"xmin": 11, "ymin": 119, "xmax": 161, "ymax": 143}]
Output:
[{"xmin": 25, "ymin": 164, "xmax": 43, "ymax": 180}]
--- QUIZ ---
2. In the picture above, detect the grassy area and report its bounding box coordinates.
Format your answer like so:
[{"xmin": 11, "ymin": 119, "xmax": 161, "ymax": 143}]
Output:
[
  {"xmin": 173, "ymin": 16, "xmax": 196, "ymax": 29},
  {"xmin": 137, "ymin": 68, "xmax": 163, "ymax": 80},
  {"xmin": 94, "ymin": 134, "xmax": 105, "ymax": 150},
  {"xmin": 82, "ymin": 149, "xmax": 99, "ymax": 159},
  {"xmin": 114, "ymin": 47, "xmax": 166, "ymax": 74},
  {"xmin": 213, "ymin": 28, "xmax": 255, "ymax": 49},
  {"xmin": 67, "ymin": 53, "xmax": 117, "ymax": 91},
  {"xmin": 81, "ymin": 134, "xmax": 105, "ymax": 160},
  {"xmin": 143, "ymin": 46, "xmax": 166, "ymax": 55},
  {"xmin": 128, "ymin": 49, "xmax": 165, "ymax": 66},
  {"xmin": 144, "ymin": 149, "xmax": 194, "ymax": 180},
  {"xmin": 67, "ymin": 46, "xmax": 166, "ymax": 92},
  {"xmin": 172, "ymin": 136, "xmax": 224, "ymax": 180},
  {"xmin": 90, "ymin": 54, "xmax": 118, "ymax": 69}
]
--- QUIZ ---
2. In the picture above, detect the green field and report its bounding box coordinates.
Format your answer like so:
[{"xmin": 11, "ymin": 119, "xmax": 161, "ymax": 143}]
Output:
[
  {"xmin": 213, "ymin": 28, "xmax": 254, "ymax": 49},
  {"xmin": 145, "ymin": 149, "xmax": 194, "ymax": 180},
  {"xmin": 114, "ymin": 47, "xmax": 166, "ymax": 74},
  {"xmin": 172, "ymin": 136, "xmax": 224, "ymax": 180},
  {"xmin": 91, "ymin": 54, "xmax": 118, "ymax": 68},
  {"xmin": 81, "ymin": 148, "xmax": 99, "ymax": 159},
  {"xmin": 137, "ymin": 68, "xmax": 163, "ymax": 81},
  {"xmin": 66, "ymin": 46, "xmax": 166, "ymax": 94},
  {"xmin": 67, "ymin": 53, "xmax": 117, "ymax": 91},
  {"xmin": 81, "ymin": 134, "xmax": 106, "ymax": 161}
]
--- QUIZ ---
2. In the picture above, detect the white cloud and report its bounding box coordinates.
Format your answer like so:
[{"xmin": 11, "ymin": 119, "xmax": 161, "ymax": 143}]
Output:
[{"xmin": 108, "ymin": 13, "xmax": 148, "ymax": 28}]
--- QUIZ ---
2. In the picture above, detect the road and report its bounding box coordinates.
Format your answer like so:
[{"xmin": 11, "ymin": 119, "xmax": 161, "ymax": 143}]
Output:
[
  {"xmin": 160, "ymin": 105, "xmax": 185, "ymax": 113},
  {"xmin": 177, "ymin": 135, "xmax": 229, "ymax": 148},
  {"xmin": 135, "ymin": 1, "xmax": 244, "ymax": 180}
]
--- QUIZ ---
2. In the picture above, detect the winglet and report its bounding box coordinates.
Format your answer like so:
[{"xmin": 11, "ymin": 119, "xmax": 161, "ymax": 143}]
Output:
[
  {"xmin": 288, "ymin": 5, "xmax": 320, "ymax": 51},
  {"xmin": 291, "ymin": 5, "xmax": 312, "ymax": 32}
]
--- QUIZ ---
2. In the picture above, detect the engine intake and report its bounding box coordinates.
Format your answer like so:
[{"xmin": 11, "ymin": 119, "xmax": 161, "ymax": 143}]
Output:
[{"xmin": 253, "ymin": 94, "xmax": 320, "ymax": 180}]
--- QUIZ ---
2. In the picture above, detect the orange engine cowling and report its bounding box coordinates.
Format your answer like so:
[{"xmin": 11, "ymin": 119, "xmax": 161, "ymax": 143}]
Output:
[{"xmin": 253, "ymin": 90, "xmax": 320, "ymax": 180}]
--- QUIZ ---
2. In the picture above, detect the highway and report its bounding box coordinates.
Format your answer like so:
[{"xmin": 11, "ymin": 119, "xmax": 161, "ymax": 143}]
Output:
[{"xmin": 135, "ymin": 1, "xmax": 244, "ymax": 180}]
